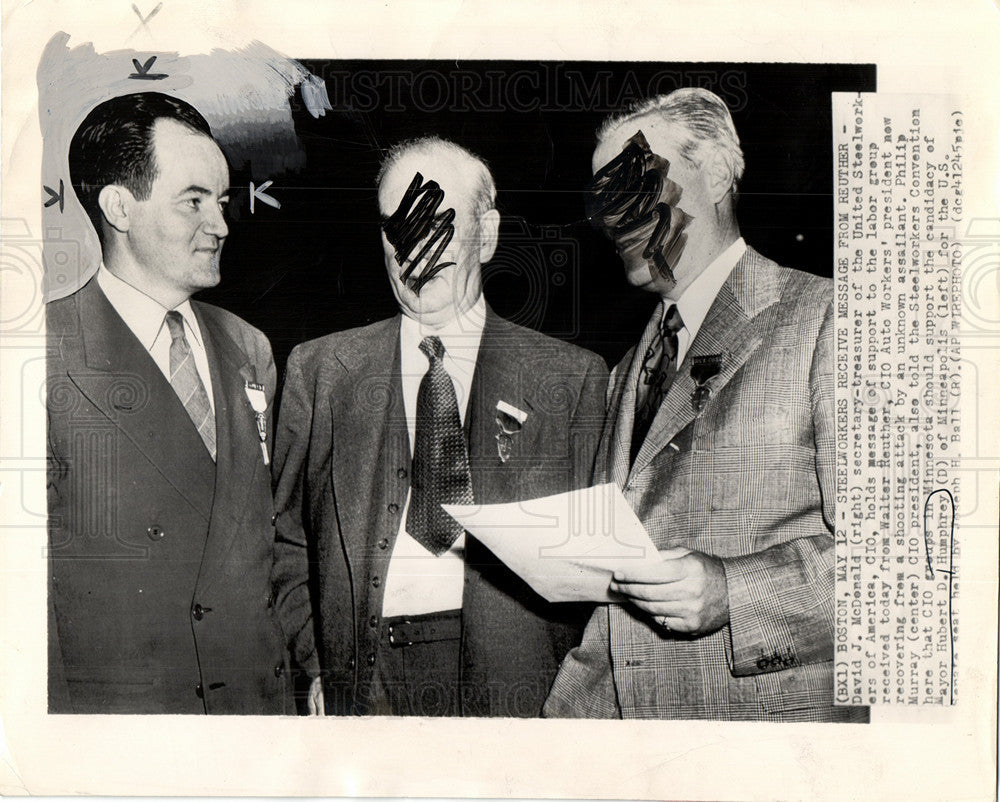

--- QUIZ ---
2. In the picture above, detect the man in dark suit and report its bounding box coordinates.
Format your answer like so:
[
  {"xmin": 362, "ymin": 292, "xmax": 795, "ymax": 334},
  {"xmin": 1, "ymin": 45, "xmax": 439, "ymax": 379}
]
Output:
[
  {"xmin": 47, "ymin": 92, "xmax": 289, "ymax": 713},
  {"xmin": 544, "ymin": 88, "xmax": 868, "ymax": 721},
  {"xmin": 272, "ymin": 136, "xmax": 608, "ymax": 716}
]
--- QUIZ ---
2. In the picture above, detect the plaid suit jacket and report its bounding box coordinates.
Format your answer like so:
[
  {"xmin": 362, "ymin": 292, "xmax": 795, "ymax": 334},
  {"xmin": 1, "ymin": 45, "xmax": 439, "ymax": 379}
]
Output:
[{"xmin": 544, "ymin": 247, "xmax": 868, "ymax": 722}]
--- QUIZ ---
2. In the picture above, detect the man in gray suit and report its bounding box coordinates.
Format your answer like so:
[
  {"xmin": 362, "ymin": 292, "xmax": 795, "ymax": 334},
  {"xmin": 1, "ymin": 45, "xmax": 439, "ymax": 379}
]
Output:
[
  {"xmin": 544, "ymin": 88, "xmax": 868, "ymax": 722},
  {"xmin": 272, "ymin": 136, "xmax": 607, "ymax": 716}
]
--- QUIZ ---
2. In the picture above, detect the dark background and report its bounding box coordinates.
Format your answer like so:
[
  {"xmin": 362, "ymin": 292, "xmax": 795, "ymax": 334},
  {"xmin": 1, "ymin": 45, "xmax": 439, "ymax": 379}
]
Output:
[{"xmin": 199, "ymin": 61, "xmax": 876, "ymax": 377}]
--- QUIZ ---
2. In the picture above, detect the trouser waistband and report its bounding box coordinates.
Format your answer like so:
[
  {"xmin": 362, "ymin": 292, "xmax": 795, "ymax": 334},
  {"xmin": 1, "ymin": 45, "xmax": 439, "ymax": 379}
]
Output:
[{"xmin": 383, "ymin": 608, "xmax": 462, "ymax": 647}]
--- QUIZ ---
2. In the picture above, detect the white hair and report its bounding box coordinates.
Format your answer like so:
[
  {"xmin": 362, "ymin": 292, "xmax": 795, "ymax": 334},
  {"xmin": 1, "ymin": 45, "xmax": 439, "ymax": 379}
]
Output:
[
  {"xmin": 377, "ymin": 135, "xmax": 496, "ymax": 218},
  {"xmin": 598, "ymin": 87, "xmax": 745, "ymax": 191}
]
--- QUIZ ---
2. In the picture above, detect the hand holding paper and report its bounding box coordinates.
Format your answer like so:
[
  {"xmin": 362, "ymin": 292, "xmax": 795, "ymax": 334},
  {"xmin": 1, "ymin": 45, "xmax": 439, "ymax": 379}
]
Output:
[
  {"xmin": 443, "ymin": 483, "xmax": 663, "ymax": 603},
  {"xmin": 610, "ymin": 548, "xmax": 729, "ymax": 634}
]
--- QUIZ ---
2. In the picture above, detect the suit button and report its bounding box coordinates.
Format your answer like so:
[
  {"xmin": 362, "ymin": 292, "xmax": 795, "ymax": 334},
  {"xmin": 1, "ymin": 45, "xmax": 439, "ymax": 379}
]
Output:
[
  {"xmin": 397, "ymin": 468, "xmax": 408, "ymax": 479},
  {"xmin": 266, "ymin": 592, "xmax": 275, "ymax": 608},
  {"xmin": 274, "ymin": 664, "xmax": 285, "ymax": 678},
  {"xmin": 369, "ymin": 615, "xmax": 378, "ymax": 628},
  {"xmin": 347, "ymin": 657, "xmax": 356, "ymax": 669},
  {"xmin": 367, "ymin": 653, "xmax": 376, "ymax": 666},
  {"xmin": 195, "ymin": 683, "xmax": 204, "ymax": 698},
  {"xmin": 192, "ymin": 604, "xmax": 205, "ymax": 621},
  {"xmin": 147, "ymin": 525, "xmax": 165, "ymax": 541},
  {"xmin": 387, "ymin": 503, "xmax": 399, "ymax": 514},
  {"xmin": 371, "ymin": 576, "xmax": 380, "ymax": 588},
  {"xmin": 377, "ymin": 538, "xmax": 389, "ymax": 550},
  {"xmin": 270, "ymin": 513, "xmax": 277, "ymax": 526}
]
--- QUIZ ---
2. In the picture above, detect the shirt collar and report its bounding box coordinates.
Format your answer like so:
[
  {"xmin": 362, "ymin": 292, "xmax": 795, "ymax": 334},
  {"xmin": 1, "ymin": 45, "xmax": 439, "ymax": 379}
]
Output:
[
  {"xmin": 97, "ymin": 264, "xmax": 202, "ymax": 349},
  {"xmin": 399, "ymin": 295, "xmax": 487, "ymax": 368},
  {"xmin": 668, "ymin": 237, "xmax": 746, "ymax": 339}
]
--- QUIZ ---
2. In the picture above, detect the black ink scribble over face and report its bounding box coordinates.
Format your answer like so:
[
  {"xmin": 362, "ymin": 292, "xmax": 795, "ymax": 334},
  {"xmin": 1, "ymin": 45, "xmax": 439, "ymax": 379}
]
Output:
[
  {"xmin": 381, "ymin": 172, "xmax": 457, "ymax": 295},
  {"xmin": 586, "ymin": 130, "xmax": 693, "ymax": 287}
]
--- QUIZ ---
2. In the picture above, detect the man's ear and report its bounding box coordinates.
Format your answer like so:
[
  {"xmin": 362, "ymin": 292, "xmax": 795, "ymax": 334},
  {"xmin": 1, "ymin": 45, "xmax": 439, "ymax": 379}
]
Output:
[
  {"xmin": 97, "ymin": 185, "xmax": 133, "ymax": 234},
  {"xmin": 704, "ymin": 150, "xmax": 735, "ymax": 205},
  {"xmin": 478, "ymin": 208, "xmax": 501, "ymax": 264}
]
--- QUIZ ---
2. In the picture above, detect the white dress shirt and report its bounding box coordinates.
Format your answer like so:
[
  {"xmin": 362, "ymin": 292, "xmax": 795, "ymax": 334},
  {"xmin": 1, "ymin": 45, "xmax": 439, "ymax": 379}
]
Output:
[
  {"xmin": 97, "ymin": 265, "xmax": 215, "ymax": 414},
  {"xmin": 668, "ymin": 237, "xmax": 747, "ymax": 365},
  {"xmin": 381, "ymin": 296, "xmax": 487, "ymax": 617}
]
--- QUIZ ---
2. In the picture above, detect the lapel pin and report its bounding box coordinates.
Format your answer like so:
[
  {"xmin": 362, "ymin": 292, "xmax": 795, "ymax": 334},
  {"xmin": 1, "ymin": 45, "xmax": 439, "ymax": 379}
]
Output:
[
  {"xmin": 244, "ymin": 380, "xmax": 270, "ymax": 465},
  {"xmin": 690, "ymin": 354, "xmax": 723, "ymax": 415},
  {"xmin": 495, "ymin": 400, "xmax": 528, "ymax": 463}
]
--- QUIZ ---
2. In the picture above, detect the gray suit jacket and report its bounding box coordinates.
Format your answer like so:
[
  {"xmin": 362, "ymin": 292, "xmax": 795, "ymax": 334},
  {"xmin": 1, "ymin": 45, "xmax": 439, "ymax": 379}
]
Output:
[
  {"xmin": 544, "ymin": 247, "xmax": 869, "ymax": 722},
  {"xmin": 271, "ymin": 306, "xmax": 608, "ymax": 716}
]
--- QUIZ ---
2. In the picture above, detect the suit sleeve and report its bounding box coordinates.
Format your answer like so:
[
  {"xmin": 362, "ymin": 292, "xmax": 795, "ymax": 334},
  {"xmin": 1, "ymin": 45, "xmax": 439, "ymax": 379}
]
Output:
[
  {"xmin": 270, "ymin": 347, "xmax": 320, "ymax": 677},
  {"xmin": 721, "ymin": 300, "xmax": 837, "ymax": 676},
  {"xmin": 46, "ymin": 363, "xmax": 72, "ymax": 711}
]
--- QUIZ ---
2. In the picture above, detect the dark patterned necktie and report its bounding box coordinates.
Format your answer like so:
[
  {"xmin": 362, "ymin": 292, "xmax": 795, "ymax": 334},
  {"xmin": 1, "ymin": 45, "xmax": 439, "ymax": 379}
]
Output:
[
  {"xmin": 164, "ymin": 310, "xmax": 217, "ymax": 460},
  {"xmin": 405, "ymin": 336, "xmax": 474, "ymax": 556},
  {"xmin": 631, "ymin": 302, "xmax": 684, "ymax": 465}
]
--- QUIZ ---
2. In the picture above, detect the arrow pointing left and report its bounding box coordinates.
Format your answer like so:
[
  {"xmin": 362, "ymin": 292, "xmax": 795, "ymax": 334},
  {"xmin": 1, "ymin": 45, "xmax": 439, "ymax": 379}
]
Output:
[{"xmin": 44, "ymin": 179, "xmax": 65, "ymax": 212}]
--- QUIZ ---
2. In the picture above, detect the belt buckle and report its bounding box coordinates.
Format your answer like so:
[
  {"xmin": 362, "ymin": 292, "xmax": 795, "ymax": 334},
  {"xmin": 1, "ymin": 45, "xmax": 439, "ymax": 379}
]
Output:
[{"xmin": 387, "ymin": 623, "xmax": 412, "ymax": 647}]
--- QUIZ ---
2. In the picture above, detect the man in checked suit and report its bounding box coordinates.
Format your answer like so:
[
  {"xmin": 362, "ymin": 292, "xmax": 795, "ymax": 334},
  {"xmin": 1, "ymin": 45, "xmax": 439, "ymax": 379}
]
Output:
[
  {"xmin": 47, "ymin": 92, "xmax": 289, "ymax": 713},
  {"xmin": 544, "ymin": 88, "xmax": 868, "ymax": 722},
  {"xmin": 272, "ymin": 136, "xmax": 608, "ymax": 716}
]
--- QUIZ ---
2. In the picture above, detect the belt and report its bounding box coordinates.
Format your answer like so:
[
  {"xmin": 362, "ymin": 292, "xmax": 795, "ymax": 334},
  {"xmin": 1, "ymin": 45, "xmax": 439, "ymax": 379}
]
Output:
[{"xmin": 384, "ymin": 609, "xmax": 461, "ymax": 647}]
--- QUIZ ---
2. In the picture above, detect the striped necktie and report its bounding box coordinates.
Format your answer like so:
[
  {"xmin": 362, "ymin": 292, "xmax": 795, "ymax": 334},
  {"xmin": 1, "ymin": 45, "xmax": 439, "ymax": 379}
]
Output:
[{"xmin": 164, "ymin": 310, "xmax": 217, "ymax": 460}]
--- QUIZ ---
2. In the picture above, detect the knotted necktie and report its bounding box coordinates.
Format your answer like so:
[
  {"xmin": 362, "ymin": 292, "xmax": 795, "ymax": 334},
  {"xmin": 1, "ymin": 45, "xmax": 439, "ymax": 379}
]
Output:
[
  {"xmin": 164, "ymin": 310, "xmax": 217, "ymax": 460},
  {"xmin": 631, "ymin": 301, "xmax": 684, "ymax": 465},
  {"xmin": 405, "ymin": 336, "xmax": 474, "ymax": 556}
]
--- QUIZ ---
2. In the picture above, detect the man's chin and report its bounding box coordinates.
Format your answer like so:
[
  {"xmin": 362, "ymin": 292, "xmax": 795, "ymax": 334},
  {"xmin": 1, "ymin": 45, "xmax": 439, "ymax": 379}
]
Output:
[
  {"xmin": 190, "ymin": 265, "xmax": 222, "ymax": 291},
  {"xmin": 618, "ymin": 248, "xmax": 677, "ymax": 294},
  {"xmin": 619, "ymin": 255, "xmax": 656, "ymax": 289}
]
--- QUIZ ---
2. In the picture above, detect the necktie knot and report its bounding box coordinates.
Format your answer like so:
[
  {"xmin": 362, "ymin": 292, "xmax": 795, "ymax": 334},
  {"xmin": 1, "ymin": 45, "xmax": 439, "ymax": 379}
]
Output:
[
  {"xmin": 419, "ymin": 335, "xmax": 446, "ymax": 364},
  {"xmin": 164, "ymin": 309, "xmax": 186, "ymax": 342},
  {"xmin": 663, "ymin": 303, "xmax": 684, "ymax": 337}
]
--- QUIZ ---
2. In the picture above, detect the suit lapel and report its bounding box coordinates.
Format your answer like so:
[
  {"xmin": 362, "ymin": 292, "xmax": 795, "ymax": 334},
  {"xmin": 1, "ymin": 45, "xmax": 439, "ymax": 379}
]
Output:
[
  {"xmin": 191, "ymin": 303, "xmax": 262, "ymax": 590},
  {"xmin": 466, "ymin": 307, "xmax": 538, "ymax": 503},
  {"xmin": 594, "ymin": 358, "xmax": 628, "ymax": 485},
  {"xmin": 64, "ymin": 280, "xmax": 215, "ymax": 521},
  {"xmin": 628, "ymin": 247, "xmax": 778, "ymax": 479},
  {"xmin": 331, "ymin": 317, "xmax": 406, "ymax": 573},
  {"xmin": 608, "ymin": 306, "xmax": 662, "ymax": 487}
]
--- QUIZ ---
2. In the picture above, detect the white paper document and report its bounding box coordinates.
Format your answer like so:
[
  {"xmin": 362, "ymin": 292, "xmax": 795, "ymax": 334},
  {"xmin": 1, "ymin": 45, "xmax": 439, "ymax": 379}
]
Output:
[{"xmin": 443, "ymin": 483, "xmax": 663, "ymax": 602}]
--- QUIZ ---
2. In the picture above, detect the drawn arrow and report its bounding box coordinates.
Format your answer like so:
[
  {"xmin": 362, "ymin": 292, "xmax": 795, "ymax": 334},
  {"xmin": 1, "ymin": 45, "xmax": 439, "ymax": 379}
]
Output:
[
  {"xmin": 250, "ymin": 180, "xmax": 281, "ymax": 214},
  {"xmin": 129, "ymin": 55, "xmax": 168, "ymax": 80},
  {"xmin": 43, "ymin": 179, "xmax": 65, "ymax": 213},
  {"xmin": 129, "ymin": 3, "xmax": 164, "ymax": 40}
]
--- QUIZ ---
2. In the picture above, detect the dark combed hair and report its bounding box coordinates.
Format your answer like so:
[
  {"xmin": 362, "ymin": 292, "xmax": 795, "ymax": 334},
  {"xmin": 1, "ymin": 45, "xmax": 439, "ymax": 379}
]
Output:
[{"xmin": 68, "ymin": 92, "xmax": 213, "ymax": 241}]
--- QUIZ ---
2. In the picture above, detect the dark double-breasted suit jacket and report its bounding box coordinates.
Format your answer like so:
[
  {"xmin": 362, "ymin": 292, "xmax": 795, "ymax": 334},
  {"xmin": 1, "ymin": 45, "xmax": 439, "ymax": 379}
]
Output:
[
  {"xmin": 272, "ymin": 307, "xmax": 608, "ymax": 716},
  {"xmin": 47, "ymin": 278, "xmax": 289, "ymax": 714},
  {"xmin": 545, "ymin": 247, "xmax": 869, "ymax": 722}
]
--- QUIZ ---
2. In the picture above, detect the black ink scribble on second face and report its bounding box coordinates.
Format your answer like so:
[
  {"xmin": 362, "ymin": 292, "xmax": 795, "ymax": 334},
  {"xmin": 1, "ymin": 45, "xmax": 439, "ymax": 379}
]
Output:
[
  {"xmin": 382, "ymin": 172, "xmax": 457, "ymax": 295},
  {"xmin": 585, "ymin": 130, "xmax": 692, "ymax": 285}
]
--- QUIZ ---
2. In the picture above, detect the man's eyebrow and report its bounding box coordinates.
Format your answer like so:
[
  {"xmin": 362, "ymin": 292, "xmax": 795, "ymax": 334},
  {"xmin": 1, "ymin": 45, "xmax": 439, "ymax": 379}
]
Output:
[{"xmin": 176, "ymin": 185, "xmax": 218, "ymax": 197}]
